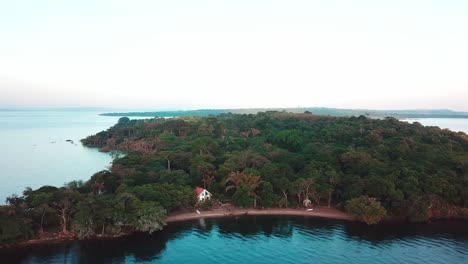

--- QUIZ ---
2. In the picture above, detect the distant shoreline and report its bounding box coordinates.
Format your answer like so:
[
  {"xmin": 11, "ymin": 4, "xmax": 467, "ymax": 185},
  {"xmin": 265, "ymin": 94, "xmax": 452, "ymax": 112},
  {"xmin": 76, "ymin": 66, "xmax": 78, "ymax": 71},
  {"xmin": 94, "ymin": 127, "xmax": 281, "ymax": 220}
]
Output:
[{"xmin": 99, "ymin": 107, "xmax": 468, "ymax": 119}]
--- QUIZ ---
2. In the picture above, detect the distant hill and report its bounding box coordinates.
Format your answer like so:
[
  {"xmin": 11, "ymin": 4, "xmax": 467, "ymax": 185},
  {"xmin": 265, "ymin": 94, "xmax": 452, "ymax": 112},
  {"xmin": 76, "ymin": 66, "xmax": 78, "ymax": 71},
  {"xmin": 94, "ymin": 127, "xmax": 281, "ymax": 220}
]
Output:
[{"xmin": 100, "ymin": 107, "xmax": 468, "ymax": 119}]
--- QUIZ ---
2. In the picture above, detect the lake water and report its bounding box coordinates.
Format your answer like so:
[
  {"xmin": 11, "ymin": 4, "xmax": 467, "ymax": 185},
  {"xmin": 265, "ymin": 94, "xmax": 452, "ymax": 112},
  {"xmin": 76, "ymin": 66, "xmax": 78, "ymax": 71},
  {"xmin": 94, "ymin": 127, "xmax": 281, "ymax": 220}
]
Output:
[
  {"xmin": 0, "ymin": 111, "xmax": 123, "ymax": 203},
  {"xmin": 402, "ymin": 118, "xmax": 468, "ymax": 133},
  {"xmin": 0, "ymin": 216, "xmax": 467, "ymax": 264}
]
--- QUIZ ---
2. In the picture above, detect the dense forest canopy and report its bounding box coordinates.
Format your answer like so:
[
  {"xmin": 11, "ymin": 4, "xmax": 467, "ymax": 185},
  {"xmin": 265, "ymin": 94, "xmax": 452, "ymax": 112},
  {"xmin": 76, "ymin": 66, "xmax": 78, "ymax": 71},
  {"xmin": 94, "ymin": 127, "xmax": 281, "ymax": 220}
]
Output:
[{"xmin": 2, "ymin": 111, "xmax": 468, "ymax": 244}]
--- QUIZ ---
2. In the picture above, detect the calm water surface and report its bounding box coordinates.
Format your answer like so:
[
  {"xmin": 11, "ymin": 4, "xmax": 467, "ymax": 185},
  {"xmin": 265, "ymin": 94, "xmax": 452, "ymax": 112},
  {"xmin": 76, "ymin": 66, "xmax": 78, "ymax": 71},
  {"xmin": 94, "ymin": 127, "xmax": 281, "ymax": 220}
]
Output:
[
  {"xmin": 0, "ymin": 111, "xmax": 122, "ymax": 203},
  {"xmin": 402, "ymin": 118, "xmax": 468, "ymax": 133},
  {"xmin": 0, "ymin": 216, "xmax": 467, "ymax": 264}
]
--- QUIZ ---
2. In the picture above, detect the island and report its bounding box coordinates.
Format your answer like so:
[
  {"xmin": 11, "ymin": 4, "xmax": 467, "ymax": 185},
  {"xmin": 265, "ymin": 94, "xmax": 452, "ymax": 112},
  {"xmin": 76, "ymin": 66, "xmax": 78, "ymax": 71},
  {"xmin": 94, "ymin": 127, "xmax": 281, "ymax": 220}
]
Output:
[
  {"xmin": 1, "ymin": 111, "xmax": 467, "ymax": 246},
  {"xmin": 100, "ymin": 107, "xmax": 468, "ymax": 119}
]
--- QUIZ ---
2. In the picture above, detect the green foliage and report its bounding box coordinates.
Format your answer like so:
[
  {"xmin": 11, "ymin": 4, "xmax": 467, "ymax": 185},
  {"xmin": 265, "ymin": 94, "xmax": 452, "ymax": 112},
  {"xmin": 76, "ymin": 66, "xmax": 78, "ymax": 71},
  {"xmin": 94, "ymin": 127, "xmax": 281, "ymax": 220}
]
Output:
[
  {"xmin": 273, "ymin": 129, "xmax": 303, "ymax": 152},
  {"xmin": 72, "ymin": 198, "xmax": 98, "ymax": 238},
  {"xmin": 232, "ymin": 185, "xmax": 253, "ymax": 208},
  {"xmin": 70, "ymin": 195, "xmax": 115, "ymax": 238},
  {"xmin": 29, "ymin": 192, "xmax": 53, "ymax": 207},
  {"xmin": 0, "ymin": 210, "xmax": 35, "ymax": 244},
  {"xmin": 134, "ymin": 203, "xmax": 167, "ymax": 234},
  {"xmin": 260, "ymin": 182, "xmax": 278, "ymax": 208},
  {"xmin": 3, "ymin": 111, "xmax": 468, "ymax": 244},
  {"xmin": 128, "ymin": 184, "xmax": 195, "ymax": 212},
  {"xmin": 118, "ymin": 117, "xmax": 130, "ymax": 125},
  {"xmin": 158, "ymin": 170, "xmax": 191, "ymax": 186},
  {"xmin": 345, "ymin": 196, "xmax": 387, "ymax": 225}
]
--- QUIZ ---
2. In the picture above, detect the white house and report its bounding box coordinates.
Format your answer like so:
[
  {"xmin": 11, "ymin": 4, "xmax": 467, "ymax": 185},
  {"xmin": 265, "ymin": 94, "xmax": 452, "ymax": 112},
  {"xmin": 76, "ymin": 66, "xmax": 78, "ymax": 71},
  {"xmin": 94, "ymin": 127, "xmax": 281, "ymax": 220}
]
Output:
[{"xmin": 196, "ymin": 187, "xmax": 212, "ymax": 202}]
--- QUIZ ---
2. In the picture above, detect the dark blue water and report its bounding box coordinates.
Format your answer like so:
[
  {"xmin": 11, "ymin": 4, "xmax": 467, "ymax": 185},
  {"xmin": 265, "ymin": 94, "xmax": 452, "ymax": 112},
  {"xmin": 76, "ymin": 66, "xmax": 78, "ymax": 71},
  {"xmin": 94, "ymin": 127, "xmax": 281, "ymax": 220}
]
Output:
[{"xmin": 1, "ymin": 217, "xmax": 467, "ymax": 264}]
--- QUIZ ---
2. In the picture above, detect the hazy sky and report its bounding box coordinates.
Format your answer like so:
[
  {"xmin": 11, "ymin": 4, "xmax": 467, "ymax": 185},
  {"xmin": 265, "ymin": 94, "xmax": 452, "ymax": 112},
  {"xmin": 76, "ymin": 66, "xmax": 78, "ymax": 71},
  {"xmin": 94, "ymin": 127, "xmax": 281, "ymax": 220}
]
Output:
[{"xmin": 1, "ymin": 0, "xmax": 467, "ymax": 111}]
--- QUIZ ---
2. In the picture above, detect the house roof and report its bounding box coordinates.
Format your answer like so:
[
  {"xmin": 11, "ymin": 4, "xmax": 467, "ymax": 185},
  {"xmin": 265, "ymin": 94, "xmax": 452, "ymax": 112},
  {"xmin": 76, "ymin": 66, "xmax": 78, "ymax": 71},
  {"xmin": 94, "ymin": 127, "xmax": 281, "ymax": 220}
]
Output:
[{"xmin": 196, "ymin": 187, "xmax": 205, "ymax": 197}]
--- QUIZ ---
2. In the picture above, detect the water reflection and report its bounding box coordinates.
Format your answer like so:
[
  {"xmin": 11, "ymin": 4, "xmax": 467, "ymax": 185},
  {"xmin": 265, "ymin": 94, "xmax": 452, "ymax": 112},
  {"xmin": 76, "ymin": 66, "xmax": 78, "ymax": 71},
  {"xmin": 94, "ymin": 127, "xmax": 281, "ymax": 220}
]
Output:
[
  {"xmin": 343, "ymin": 219, "xmax": 468, "ymax": 243},
  {"xmin": 1, "ymin": 216, "xmax": 467, "ymax": 264}
]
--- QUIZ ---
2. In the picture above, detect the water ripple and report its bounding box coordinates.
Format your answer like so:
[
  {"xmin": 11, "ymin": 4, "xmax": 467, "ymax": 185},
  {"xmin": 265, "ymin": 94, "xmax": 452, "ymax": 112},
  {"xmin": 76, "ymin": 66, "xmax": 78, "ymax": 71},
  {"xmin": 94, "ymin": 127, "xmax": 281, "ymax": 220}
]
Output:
[{"xmin": 2, "ymin": 217, "xmax": 467, "ymax": 264}]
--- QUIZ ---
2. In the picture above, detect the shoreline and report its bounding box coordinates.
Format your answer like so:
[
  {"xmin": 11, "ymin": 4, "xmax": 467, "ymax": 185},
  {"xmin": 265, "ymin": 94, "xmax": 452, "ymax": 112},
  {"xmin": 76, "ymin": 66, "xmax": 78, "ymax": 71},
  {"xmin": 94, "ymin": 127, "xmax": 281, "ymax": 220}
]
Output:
[
  {"xmin": 167, "ymin": 206, "xmax": 354, "ymax": 223},
  {"xmin": 0, "ymin": 207, "xmax": 352, "ymax": 249},
  {"xmin": 2, "ymin": 206, "xmax": 464, "ymax": 249}
]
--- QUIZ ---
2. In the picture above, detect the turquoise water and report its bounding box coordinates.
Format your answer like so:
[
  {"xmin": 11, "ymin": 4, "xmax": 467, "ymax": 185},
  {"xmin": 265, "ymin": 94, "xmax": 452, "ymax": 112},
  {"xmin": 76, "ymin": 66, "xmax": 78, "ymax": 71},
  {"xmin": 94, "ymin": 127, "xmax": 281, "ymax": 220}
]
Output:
[
  {"xmin": 1, "ymin": 216, "xmax": 467, "ymax": 264},
  {"xmin": 0, "ymin": 111, "xmax": 122, "ymax": 203}
]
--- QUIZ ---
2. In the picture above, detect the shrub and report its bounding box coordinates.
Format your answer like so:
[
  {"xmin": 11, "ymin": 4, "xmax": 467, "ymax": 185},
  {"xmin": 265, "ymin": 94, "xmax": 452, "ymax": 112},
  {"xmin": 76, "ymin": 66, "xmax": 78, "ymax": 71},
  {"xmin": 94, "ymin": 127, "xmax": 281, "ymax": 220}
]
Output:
[
  {"xmin": 345, "ymin": 196, "xmax": 387, "ymax": 225},
  {"xmin": 200, "ymin": 199, "xmax": 213, "ymax": 210}
]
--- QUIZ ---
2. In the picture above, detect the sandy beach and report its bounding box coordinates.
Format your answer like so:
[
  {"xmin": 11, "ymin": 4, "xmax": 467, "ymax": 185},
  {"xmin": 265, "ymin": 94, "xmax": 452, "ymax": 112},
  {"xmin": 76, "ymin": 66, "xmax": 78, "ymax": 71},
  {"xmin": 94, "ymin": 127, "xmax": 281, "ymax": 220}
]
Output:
[{"xmin": 167, "ymin": 205, "xmax": 353, "ymax": 223}]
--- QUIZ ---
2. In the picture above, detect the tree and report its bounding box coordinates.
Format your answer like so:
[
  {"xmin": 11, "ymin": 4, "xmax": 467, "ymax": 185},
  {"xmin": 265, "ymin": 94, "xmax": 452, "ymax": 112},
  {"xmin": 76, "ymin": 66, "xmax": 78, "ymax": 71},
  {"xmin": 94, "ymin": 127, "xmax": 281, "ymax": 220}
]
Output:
[
  {"xmin": 0, "ymin": 208, "xmax": 35, "ymax": 244},
  {"xmin": 260, "ymin": 182, "xmax": 278, "ymax": 208},
  {"xmin": 326, "ymin": 170, "xmax": 340, "ymax": 208},
  {"xmin": 72, "ymin": 197, "xmax": 98, "ymax": 238},
  {"xmin": 407, "ymin": 195, "xmax": 449, "ymax": 222},
  {"xmin": 135, "ymin": 203, "xmax": 167, "ymax": 234},
  {"xmin": 192, "ymin": 137, "xmax": 219, "ymax": 156},
  {"xmin": 29, "ymin": 192, "xmax": 54, "ymax": 233},
  {"xmin": 273, "ymin": 129, "xmax": 303, "ymax": 152},
  {"xmin": 53, "ymin": 189, "xmax": 79, "ymax": 234},
  {"xmin": 117, "ymin": 117, "xmax": 130, "ymax": 125},
  {"xmin": 232, "ymin": 185, "xmax": 253, "ymax": 207},
  {"xmin": 158, "ymin": 151, "xmax": 177, "ymax": 171},
  {"xmin": 345, "ymin": 196, "xmax": 387, "ymax": 225},
  {"xmin": 225, "ymin": 172, "xmax": 262, "ymax": 207},
  {"xmin": 220, "ymin": 150, "xmax": 270, "ymax": 175},
  {"xmin": 89, "ymin": 170, "xmax": 122, "ymax": 194},
  {"xmin": 163, "ymin": 119, "xmax": 190, "ymax": 137},
  {"xmin": 273, "ymin": 178, "xmax": 291, "ymax": 208},
  {"xmin": 308, "ymin": 163, "xmax": 341, "ymax": 208},
  {"xmin": 128, "ymin": 184, "xmax": 195, "ymax": 212},
  {"xmin": 71, "ymin": 195, "xmax": 119, "ymax": 238},
  {"xmin": 158, "ymin": 170, "xmax": 191, "ymax": 186},
  {"xmin": 293, "ymin": 178, "xmax": 319, "ymax": 206},
  {"xmin": 111, "ymin": 192, "xmax": 141, "ymax": 233},
  {"xmin": 191, "ymin": 155, "xmax": 217, "ymax": 189}
]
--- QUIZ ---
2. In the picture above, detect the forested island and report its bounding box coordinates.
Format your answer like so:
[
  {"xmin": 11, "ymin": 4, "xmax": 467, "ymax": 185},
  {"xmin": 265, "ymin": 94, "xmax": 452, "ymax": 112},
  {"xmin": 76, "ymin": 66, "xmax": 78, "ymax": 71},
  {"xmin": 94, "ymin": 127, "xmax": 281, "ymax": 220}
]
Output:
[
  {"xmin": 101, "ymin": 107, "xmax": 468, "ymax": 119},
  {"xmin": 1, "ymin": 111, "xmax": 468, "ymax": 245}
]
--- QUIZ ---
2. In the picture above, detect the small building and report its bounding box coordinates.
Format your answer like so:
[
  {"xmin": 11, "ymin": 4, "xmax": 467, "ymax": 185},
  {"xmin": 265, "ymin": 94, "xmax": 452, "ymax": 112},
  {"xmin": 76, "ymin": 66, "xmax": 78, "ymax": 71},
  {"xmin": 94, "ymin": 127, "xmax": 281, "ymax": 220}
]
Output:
[{"xmin": 196, "ymin": 187, "xmax": 212, "ymax": 202}]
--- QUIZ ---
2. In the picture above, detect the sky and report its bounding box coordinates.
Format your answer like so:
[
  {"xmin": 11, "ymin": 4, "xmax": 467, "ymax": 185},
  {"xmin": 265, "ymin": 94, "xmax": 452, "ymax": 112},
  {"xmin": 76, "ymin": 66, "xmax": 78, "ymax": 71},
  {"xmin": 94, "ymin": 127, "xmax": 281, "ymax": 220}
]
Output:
[{"xmin": 0, "ymin": 0, "xmax": 467, "ymax": 111}]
